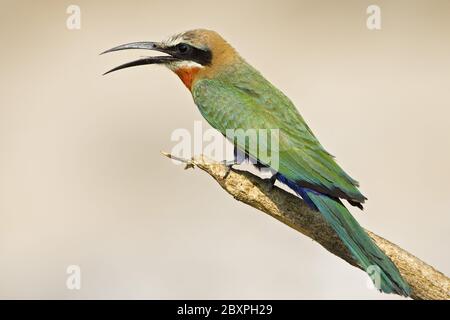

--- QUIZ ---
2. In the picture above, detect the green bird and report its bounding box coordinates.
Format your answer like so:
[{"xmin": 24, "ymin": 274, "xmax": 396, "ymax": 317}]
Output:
[{"xmin": 102, "ymin": 29, "xmax": 411, "ymax": 296}]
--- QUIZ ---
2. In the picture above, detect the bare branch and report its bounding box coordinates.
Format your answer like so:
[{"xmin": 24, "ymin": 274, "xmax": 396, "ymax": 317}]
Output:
[{"xmin": 163, "ymin": 153, "xmax": 450, "ymax": 300}]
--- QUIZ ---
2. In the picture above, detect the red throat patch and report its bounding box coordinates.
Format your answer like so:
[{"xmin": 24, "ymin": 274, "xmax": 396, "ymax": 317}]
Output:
[{"xmin": 173, "ymin": 66, "xmax": 201, "ymax": 90}]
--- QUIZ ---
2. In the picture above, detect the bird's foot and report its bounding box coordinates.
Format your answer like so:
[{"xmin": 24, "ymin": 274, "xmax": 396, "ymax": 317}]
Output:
[
  {"xmin": 220, "ymin": 160, "xmax": 238, "ymax": 180},
  {"xmin": 263, "ymin": 173, "xmax": 278, "ymax": 191}
]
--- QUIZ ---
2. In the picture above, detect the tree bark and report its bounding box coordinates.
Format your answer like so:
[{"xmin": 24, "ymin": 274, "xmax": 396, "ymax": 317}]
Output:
[{"xmin": 163, "ymin": 153, "xmax": 450, "ymax": 300}]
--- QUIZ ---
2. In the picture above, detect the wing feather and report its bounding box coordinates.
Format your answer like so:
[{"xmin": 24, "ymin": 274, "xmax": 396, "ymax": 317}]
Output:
[{"xmin": 192, "ymin": 74, "xmax": 366, "ymax": 204}]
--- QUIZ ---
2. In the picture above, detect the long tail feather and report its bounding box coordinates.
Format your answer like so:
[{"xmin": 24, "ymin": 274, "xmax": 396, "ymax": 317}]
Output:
[{"xmin": 277, "ymin": 175, "xmax": 411, "ymax": 296}]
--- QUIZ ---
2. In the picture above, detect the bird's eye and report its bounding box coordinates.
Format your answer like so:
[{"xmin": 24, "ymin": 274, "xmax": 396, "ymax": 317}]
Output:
[{"xmin": 177, "ymin": 43, "xmax": 189, "ymax": 54}]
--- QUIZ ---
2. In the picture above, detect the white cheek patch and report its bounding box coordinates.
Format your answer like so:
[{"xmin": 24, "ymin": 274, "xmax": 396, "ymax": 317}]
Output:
[{"xmin": 167, "ymin": 60, "xmax": 204, "ymax": 71}]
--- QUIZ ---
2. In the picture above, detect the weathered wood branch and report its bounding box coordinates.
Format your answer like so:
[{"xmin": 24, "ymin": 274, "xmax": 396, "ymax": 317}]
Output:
[{"xmin": 163, "ymin": 153, "xmax": 450, "ymax": 300}]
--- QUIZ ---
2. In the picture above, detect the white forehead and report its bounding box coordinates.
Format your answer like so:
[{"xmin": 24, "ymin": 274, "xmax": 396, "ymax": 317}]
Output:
[{"xmin": 162, "ymin": 32, "xmax": 186, "ymax": 47}]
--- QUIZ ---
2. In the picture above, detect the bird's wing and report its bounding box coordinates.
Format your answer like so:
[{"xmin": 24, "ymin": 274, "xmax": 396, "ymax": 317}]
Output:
[{"xmin": 192, "ymin": 77, "xmax": 366, "ymax": 204}]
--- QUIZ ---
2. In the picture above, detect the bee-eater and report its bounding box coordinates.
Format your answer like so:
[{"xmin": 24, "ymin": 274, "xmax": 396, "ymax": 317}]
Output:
[{"xmin": 102, "ymin": 29, "xmax": 410, "ymax": 296}]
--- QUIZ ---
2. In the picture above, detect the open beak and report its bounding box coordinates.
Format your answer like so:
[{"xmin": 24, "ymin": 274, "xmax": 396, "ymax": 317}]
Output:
[{"xmin": 101, "ymin": 41, "xmax": 179, "ymax": 75}]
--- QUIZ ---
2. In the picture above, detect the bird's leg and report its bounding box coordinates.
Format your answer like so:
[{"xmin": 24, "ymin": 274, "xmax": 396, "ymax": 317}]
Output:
[
  {"xmin": 221, "ymin": 145, "xmax": 245, "ymax": 179},
  {"xmin": 264, "ymin": 172, "xmax": 278, "ymax": 191},
  {"xmin": 233, "ymin": 145, "xmax": 246, "ymax": 166},
  {"xmin": 221, "ymin": 161, "xmax": 233, "ymax": 180}
]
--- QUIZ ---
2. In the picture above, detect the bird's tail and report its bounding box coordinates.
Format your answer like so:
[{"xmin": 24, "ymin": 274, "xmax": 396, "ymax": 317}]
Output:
[
  {"xmin": 276, "ymin": 171, "xmax": 411, "ymax": 296},
  {"xmin": 302, "ymin": 188, "xmax": 410, "ymax": 296}
]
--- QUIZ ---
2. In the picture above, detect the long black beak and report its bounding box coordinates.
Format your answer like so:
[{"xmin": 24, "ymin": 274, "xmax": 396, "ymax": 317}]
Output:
[{"xmin": 101, "ymin": 41, "xmax": 179, "ymax": 75}]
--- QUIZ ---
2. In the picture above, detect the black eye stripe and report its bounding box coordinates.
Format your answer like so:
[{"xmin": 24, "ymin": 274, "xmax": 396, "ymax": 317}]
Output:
[
  {"xmin": 176, "ymin": 43, "xmax": 189, "ymax": 53},
  {"xmin": 171, "ymin": 43, "xmax": 212, "ymax": 66}
]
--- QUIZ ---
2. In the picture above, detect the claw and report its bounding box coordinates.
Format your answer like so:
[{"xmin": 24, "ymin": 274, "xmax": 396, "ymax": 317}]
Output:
[
  {"xmin": 222, "ymin": 166, "xmax": 231, "ymax": 179},
  {"xmin": 184, "ymin": 162, "xmax": 195, "ymax": 170},
  {"xmin": 221, "ymin": 161, "xmax": 235, "ymax": 179},
  {"xmin": 265, "ymin": 173, "xmax": 278, "ymax": 191}
]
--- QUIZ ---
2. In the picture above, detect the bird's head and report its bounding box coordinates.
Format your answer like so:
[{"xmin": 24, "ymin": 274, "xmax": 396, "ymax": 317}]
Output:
[{"xmin": 102, "ymin": 29, "xmax": 239, "ymax": 90}]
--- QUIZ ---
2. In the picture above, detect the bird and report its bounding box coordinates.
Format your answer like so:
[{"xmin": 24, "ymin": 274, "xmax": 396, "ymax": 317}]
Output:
[{"xmin": 102, "ymin": 29, "xmax": 411, "ymax": 296}]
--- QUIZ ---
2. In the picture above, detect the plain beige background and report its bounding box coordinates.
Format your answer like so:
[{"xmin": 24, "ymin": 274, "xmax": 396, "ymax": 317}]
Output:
[{"xmin": 0, "ymin": 0, "xmax": 449, "ymax": 299}]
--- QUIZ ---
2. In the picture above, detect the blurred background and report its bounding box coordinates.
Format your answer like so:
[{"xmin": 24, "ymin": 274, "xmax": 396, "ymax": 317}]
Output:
[{"xmin": 0, "ymin": 0, "xmax": 449, "ymax": 299}]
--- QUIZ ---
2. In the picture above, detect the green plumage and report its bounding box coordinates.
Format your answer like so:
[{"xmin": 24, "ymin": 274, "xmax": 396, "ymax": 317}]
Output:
[
  {"xmin": 193, "ymin": 63, "xmax": 365, "ymax": 203},
  {"xmin": 192, "ymin": 60, "xmax": 410, "ymax": 296},
  {"xmin": 305, "ymin": 190, "xmax": 410, "ymax": 295}
]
